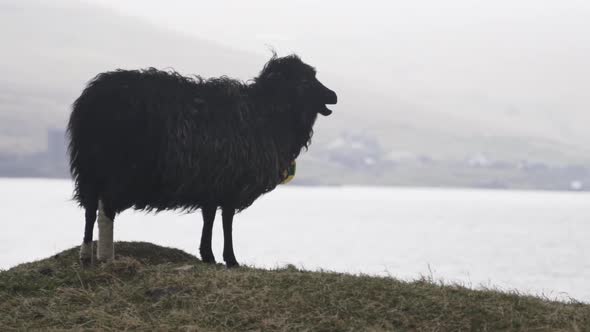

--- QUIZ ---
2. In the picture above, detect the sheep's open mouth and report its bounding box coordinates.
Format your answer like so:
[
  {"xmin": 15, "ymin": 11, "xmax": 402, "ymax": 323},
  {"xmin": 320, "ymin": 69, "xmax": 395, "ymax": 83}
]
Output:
[
  {"xmin": 318, "ymin": 90, "xmax": 337, "ymax": 116},
  {"xmin": 318, "ymin": 105, "xmax": 333, "ymax": 116}
]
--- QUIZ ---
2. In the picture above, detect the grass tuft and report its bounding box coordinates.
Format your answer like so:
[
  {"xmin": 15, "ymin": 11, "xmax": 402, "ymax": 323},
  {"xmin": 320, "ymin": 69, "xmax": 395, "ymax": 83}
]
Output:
[{"xmin": 0, "ymin": 242, "xmax": 588, "ymax": 331}]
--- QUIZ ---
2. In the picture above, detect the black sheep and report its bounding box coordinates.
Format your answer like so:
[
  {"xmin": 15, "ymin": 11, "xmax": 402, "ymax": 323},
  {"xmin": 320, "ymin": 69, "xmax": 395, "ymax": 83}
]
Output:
[{"xmin": 67, "ymin": 54, "xmax": 337, "ymax": 267}]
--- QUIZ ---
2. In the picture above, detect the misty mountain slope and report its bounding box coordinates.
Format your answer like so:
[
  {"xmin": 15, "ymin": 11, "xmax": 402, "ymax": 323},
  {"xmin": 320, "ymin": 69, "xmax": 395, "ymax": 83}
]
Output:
[
  {"xmin": 0, "ymin": 0, "xmax": 261, "ymax": 79},
  {"xmin": 0, "ymin": 0, "xmax": 263, "ymax": 152}
]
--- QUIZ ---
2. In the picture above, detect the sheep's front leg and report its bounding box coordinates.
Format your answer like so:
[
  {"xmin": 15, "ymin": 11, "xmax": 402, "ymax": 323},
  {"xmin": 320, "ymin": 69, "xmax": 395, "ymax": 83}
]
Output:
[
  {"xmin": 97, "ymin": 200, "xmax": 115, "ymax": 263},
  {"xmin": 222, "ymin": 207, "xmax": 239, "ymax": 268},
  {"xmin": 200, "ymin": 206, "xmax": 216, "ymax": 264}
]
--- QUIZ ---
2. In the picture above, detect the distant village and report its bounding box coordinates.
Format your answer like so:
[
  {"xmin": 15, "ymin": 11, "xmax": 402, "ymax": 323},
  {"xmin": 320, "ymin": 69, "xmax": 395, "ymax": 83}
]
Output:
[
  {"xmin": 0, "ymin": 129, "xmax": 69, "ymax": 178},
  {"xmin": 0, "ymin": 129, "xmax": 588, "ymax": 191}
]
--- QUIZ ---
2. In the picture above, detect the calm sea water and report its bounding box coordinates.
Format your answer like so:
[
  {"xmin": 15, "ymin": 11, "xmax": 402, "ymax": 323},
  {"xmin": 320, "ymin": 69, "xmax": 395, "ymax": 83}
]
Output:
[{"xmin": 1, "ymin": 178, "xmax": 588, "ymax": 302}]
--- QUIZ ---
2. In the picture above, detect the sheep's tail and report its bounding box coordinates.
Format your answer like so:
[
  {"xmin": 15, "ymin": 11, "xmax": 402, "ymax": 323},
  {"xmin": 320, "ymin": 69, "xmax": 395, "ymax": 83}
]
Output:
[{"xmin": 67, "ymin": 96, "xmax": 100, "ymax": 209}]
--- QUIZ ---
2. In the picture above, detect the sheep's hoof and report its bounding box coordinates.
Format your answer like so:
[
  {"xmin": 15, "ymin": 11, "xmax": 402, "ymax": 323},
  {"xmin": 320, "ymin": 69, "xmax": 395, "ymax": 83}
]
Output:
[
  {"xmin": 79, "ymin": 242, "xmax": 93, "ymax": 268},
  {"xmin": 225, "ymin": 260, "xmax": 240, "ymax": 269},
  {"xmin": 201, "ymin": 254, "xmax": 216, "ymax": 264},
  {"xmin": 80, "ymin": 257, "xmax": 92, "ymax": 268}
]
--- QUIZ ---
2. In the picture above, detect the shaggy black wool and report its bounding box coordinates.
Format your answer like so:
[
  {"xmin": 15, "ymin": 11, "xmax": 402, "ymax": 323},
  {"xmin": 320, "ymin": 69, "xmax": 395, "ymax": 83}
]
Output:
[
  {"xmin": 67, "ymin": 54, "xmax": 337, "ymax": 266},
  {"xmin": 68, "ymin": 54, "xmax": 336, "ymax": 213}
]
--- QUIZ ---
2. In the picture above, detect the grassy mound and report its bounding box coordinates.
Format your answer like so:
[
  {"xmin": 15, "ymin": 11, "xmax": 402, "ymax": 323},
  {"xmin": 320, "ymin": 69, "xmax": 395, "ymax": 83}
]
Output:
[{"xmin": 1, "ymin": 242, "xmax": 588, "ymax": 331}]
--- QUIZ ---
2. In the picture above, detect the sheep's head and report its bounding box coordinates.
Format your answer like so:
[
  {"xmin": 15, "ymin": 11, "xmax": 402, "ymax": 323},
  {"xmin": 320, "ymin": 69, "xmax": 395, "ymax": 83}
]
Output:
[{"xmin": 256, "ymin": 54, "xmax": 337, "ymax": 116}]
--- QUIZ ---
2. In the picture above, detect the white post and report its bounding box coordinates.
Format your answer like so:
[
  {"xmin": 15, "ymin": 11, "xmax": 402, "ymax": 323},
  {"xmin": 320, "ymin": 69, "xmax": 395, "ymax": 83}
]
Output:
[{"xmin": 97, "ymin": 200, "xmax": 115, "ymax": 262}]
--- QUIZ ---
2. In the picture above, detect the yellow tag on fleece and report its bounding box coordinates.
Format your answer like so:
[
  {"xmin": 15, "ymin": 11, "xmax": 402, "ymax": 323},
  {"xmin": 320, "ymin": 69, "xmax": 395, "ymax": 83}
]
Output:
[{"xmin": 281, "ymin": 160, "xmax": 296, "ymax": 184}]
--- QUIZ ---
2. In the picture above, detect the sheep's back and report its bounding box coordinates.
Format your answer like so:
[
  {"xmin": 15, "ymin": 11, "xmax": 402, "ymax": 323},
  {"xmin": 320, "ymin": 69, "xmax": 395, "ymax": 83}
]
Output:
[{"xmin": 69, "ymin": 69, "xmax": 280, "ymax": 212}]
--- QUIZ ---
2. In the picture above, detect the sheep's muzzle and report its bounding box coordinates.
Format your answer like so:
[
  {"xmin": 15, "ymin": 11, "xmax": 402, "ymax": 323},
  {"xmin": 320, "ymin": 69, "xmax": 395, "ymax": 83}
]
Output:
[{"xmin": 319, "ymin": 89, "xmax": 337, "ymax": 116}]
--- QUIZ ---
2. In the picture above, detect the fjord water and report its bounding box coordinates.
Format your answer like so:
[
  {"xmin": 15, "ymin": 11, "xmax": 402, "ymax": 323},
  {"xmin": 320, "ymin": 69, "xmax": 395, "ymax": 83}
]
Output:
[{"xmin": 1, "ymin": 178, "xmax": 588, "ymax": 302}]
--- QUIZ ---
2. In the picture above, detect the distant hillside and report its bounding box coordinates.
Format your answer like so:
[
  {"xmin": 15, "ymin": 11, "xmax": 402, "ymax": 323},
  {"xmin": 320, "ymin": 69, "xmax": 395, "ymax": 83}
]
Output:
[{"xmin": 0, "ymin": 0, "xmax": 261, "ymax": 153}]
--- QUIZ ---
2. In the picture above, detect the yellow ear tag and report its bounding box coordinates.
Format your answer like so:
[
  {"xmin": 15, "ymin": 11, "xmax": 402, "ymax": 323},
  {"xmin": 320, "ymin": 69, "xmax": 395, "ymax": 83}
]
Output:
[{"xmin": 281, "ymin": 160, "xmax": 296, "ymax": 184}]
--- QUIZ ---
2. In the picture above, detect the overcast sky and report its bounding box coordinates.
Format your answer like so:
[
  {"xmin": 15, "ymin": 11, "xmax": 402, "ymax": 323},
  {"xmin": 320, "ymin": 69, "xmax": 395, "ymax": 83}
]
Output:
[
  {"xmin": 78, "ymin": 0, "xmax": 590, "ymax": 56},
  {"xmin": 77, "ymin": 0, "xmax": 590, "ymax": 111}
]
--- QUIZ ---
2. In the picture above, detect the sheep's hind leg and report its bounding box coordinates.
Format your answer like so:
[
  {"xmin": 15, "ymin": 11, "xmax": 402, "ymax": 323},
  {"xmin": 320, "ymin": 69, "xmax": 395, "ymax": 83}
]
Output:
[
  {"xmin": 200, "ymin": 206, "xmax": 216, "ymax": 264},
  {"xmin": 79, "ymin": 202, "xmax": 97, "ymax": 267},
  {"xmin": 222, "ymin": 206, "xmax": 239, "ymax": 268},
  {"xmin": 97, "ymin": 200, "xmax": 115, "ymax": 263}
]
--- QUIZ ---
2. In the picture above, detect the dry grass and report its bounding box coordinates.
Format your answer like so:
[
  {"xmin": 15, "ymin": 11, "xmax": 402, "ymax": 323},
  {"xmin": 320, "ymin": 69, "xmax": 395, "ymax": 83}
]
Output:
[{"xmin": 0, "ymin": 242, "xmax": 588, "ymax": 331}]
